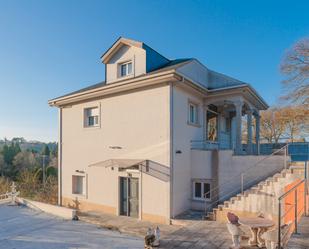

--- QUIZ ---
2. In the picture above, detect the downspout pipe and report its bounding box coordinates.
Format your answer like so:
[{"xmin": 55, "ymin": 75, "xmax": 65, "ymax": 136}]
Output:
[
  {"xmin": 169, "ymin": 82, "xmax": 174, "ymax": 221},
  {"xmin": 169, "ymin": 77, "xmax": 185, "ymax": 221},
  {"xmin": 58, "ymin": 107, "xmax": 63, "ymax": 206}
]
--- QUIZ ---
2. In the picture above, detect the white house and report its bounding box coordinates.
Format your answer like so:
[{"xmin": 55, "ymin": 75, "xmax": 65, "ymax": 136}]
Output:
[{"xmin": 49, "ymin": 37, "xmax": 284, "ymax": 224}]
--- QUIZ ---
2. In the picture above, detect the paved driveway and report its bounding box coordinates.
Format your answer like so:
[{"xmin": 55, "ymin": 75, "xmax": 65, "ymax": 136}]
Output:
[{"xmin": 0, "ymin": 204, "xmax": 143, "ymax": 249}]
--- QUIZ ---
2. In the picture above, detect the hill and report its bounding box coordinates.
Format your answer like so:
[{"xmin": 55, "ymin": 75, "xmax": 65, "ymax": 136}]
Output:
[{"xmin": 0, "ymin": 137, "xmax": 57, "ymax": 153}]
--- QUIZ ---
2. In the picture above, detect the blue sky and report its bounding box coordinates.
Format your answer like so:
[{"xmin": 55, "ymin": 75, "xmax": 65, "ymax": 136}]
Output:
[{"xmin": 0, "ymin": 0, "xmax": 308, "ymax": 142}]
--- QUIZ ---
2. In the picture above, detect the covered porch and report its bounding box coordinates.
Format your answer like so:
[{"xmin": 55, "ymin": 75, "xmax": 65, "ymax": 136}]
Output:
[{"xmin": 191, "ymin": 86, "xmax": 268, "ymax": 155}]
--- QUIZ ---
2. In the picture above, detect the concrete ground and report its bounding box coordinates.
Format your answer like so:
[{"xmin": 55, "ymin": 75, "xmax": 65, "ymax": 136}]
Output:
[
  {"xmin": 287, "ymin": 216, "xmax": 309, "ymax": 249},
  {"xmin": 80, "ymin": 211, "xmax": 251, "ymax": 249},
  {"xmin": 0, "ymin": 204, "xmax": 143, "ymax": 249},
  {"xmin": 0, "ymin": 203, "xmax": 263, "ymax": 249}
]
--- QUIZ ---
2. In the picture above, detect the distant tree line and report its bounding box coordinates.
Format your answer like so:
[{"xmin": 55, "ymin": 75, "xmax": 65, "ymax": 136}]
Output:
[
  {"xmin": 0, "ymin": 139, "xmax": 57, "ymax": 179},
  {"xmin": 0, "ymin": 138, "xmax": 58, "ymax": 204}
]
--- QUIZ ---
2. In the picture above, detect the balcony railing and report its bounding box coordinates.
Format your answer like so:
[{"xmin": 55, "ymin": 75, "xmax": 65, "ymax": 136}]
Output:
[{"xmin": 191, "ymin": 140, "xmax": 222, "ymax": 150}]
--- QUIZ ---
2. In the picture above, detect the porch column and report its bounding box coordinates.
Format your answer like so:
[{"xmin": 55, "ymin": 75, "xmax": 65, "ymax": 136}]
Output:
[
  {"xmin": 247, "ymin": 110, "xmax": 253, "ymax": 154},
  {"xmin": 204, "ymin": 105, "xmax": 208, "ymax": 141},
  {"xmin": 255, "ymin": 113, "xmax": 260, "ymax": 155},
  {"xmin": 234, "ymin": 101, "xmax": 243, "ymax": 155}
]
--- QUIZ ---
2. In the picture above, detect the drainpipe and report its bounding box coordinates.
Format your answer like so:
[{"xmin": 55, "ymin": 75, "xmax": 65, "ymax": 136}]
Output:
[
  {"xmin": 169, "ymin": 82, "xmax": 174, "ymax": 221},
  {"xmin": 139, "ymin": 162, "xmax": 143, "ymax": 220},
  {"xmin": 58, "ymin": 107, "xmax": 63, "ymax": 206}
]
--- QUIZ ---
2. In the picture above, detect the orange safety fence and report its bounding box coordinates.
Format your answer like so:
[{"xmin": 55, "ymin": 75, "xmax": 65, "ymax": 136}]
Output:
[{"xmin": 283, "ymin": 179, "xmax": 306, "ymax": 232}]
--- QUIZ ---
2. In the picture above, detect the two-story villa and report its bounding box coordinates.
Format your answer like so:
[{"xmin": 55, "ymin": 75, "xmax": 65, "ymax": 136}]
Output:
[{"xmin": 49, "ymin": 37, "xmax": 282, "ymax": 224}]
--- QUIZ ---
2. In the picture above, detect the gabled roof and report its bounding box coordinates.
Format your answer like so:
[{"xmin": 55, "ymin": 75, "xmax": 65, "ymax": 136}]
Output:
[
  {"xmin": 49, "ymin": 37, "xmax": 268, "ymax": 109},
  {"xmin": 54, "ymin": 81, "xmax": 106, "ymax": 100},
  {"xmin": 50, "ymin": 59, "xmax": 192, "ymax": 102},
  {"xmin": 101, "ymin": 37, "xmax": 143, "ymax": 63}
]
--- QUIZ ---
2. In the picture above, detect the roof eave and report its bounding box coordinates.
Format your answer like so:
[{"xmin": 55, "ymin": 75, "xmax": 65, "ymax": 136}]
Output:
[
  {"xmin": 48, "ymin": 70, "xmax": 180, "ymax": 107},
  {"xmin": 208, "ymin": 84, "xmax": 269, "ymax": 110},
  {"xmin": 100, "ymin": 37, "xmax": 143, "ymax": 63}
]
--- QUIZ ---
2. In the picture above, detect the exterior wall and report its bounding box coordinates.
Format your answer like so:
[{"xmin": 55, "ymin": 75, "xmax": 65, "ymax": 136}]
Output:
[
  {"xmin": 61, "ymin": 84, "xmax": 171, "ymax": 223},
  {"xmin": 190, "ymin": 150, "xmax": 286, "ymax": 211},
  {"xmin": 217, "ymin": 151, "xmax": 286, "ymax": 200},
  {"xmin": 106, "ymin": 45, "xmax": 146, "ymax": 83},
  {"xmin": 171, "ymin": 84, "xmax": 204, "ymax": 217},
  {"xmin": 190, "ymin": 150, "xmax": 213, "ymax": 210}
]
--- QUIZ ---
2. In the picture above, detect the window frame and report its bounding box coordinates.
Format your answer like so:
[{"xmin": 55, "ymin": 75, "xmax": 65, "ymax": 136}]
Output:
[
  {"xmin": 119, "ymin": 61, "xmax": 133, "ymax": 78},
  {"xmin": 84, "ymin": 106, "xmax": 100, "ymax": 128},
  {"xmin": 72, "ymin": 175, "xmax": 86, "ymax": 196},
  {"xmin": 192, "ymin": 180, "xmax": 211, "ymax": 201},
  {"xmin": 188, "ymin": 101, "xmax": 199, "ymax": 126},
  {"xmin": 206, "ymin": 109, "xmax": 219, "ymax": 141}
]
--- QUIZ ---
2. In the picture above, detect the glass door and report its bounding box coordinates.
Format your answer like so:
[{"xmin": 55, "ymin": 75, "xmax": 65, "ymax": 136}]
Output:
[
  {"xmin": 120, "ymin": 177, "xmax": 139, "ymax": 218},
  {"xmin": 128, "ymin": 178, "xmax": 139, "ymax": 218},
  {"xmin": 120, "ymin": 177, "xmax": 128, "ymax": 216}
]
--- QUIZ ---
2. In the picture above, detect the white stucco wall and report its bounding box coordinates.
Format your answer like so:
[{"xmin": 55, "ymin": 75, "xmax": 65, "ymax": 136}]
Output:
[
  {"xmin": 61, "ymin": 83, "xmax": 171, "ymax": 221},
  {"xmin": 191, "ymin": 150, "xmax": 212, "ymax": 179},
  {"xmin": 106, "ymin": 45, "xmax": 146, "ymax": 83},
  {"xmin": 171, "ymin": 84, "xmax": 204, "ymax": 217}
]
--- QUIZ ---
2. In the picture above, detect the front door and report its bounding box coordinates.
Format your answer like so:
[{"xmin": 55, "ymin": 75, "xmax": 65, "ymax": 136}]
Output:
[
  {"xmin": 128, "ymin": 178, "xmax": 139, "ymax": 217},
  {"xmin": 120, "ymin": 177, "xmax": 139, "ymax": 217}
]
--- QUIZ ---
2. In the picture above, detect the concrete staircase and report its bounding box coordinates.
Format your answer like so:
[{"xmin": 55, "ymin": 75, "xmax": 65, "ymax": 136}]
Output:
[{"xmin": 206, "ymin": 164, "xmax": 305, "ymax": 222}]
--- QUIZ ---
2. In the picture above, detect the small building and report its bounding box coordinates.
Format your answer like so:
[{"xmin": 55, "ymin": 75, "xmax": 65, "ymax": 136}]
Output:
[{"xmin": 49, "ymin": 37, "xmax": 284, "ymax": 224}]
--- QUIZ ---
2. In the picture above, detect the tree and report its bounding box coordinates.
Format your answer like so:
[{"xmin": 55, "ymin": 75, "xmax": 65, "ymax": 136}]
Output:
[
  {"xmin": 0, "ymin": 154, "xmax": 5, "ymax": 176},
  {"xmin": 12, "ymin": 151, "xmax": 37, "ymax": 171},
  {"xmin": 260, "ymin": 108, "xmax": 286, "ymax": 143},
  {"xmin": 260, "ymin": 106, "xmax": 309, "ymax": 143},
  {"xmin": 281, "ymin": 38, "xmax": 309, "ymax": 105},
  {"xmin": 41, "ymin": 145, "xmax": 50, "ymax": 156},
  {"xmin": 2, "ymin": 142, "xmax": 21, "ymax": 165},
  {"xmin": 281, "ymin": 106, "xmax": 309, "ymax": 142}
]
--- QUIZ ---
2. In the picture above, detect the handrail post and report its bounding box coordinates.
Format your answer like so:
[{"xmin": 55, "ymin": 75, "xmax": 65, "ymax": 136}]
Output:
[
  {"xmin": 305, "ymin": 161, "xmax": 308, "ymax": 216},
  {"xmin": 278, "ymin": 199, "xmax": 281, "ymax": 249},
  {"xmin": 295, "ymin": 189, "xmax": 298, "ymax": 234},
  {"xmin": 284, "ymin": 145, "xmax": 287, "ymax": 170}
]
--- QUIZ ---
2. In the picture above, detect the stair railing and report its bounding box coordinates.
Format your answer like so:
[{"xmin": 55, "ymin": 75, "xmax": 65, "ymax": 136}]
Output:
[
  {"xmin": 204, "ymin": 145, "xmax": 289, "ymax": 215},
  {"xmin": 277, "ymin": 179, "xmax": 307, "ymax": 249}
]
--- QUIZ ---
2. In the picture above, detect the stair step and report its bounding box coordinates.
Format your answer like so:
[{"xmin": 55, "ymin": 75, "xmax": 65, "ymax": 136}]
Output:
[
  {"xmin": 203, "ymin": 212, "xmax": 214, "ymax": 220},
  {"xmin": 218, "ymin": 205, "xmax": 224, "ymax": 211},
  {"xmin": 224, "ymin": 201, "xmax": 230, "ymax": 208},
  {"xmin": 213, "ymin": 208, "xmax": 219, "ymax": 215},
  {"xmin": 207, "ymin": 166, "xmax": 301, "ymax": 221}
]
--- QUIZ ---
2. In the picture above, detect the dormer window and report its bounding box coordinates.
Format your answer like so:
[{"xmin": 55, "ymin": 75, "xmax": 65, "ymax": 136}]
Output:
[{"xmin": 120, "ymin": 61, "xmax": 132, "ymax": 77}]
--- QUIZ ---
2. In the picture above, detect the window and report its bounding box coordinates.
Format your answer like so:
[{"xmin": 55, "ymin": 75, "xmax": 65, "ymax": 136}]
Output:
[
  {"xmin": 193, "ymin": 180, "xmax": 211, "ymax": 200},
  {"xmin": 120, "ymin": 61, "xmax": 132, "ymax": 77},
  {"xmin": 84, "ymin": 107, "xmax": 99, "ymax": 127},
  {"xmin": 188, "ymin": 102, "xmax": 198, "ymax": 125},
  {"xmin": 72, "ymin": 175, "xmax": 85, "ymax": 195},
  {"xmin": 207, "ymin": 110, "xmax": 218, "ymax": 141}
]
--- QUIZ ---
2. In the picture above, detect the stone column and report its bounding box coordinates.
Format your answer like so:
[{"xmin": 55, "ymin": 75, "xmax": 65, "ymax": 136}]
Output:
[
  {"xmin": 234, "ymin": 101, "xmax": 243, "ymax": 155},
  {"xmin": 255, "ymin": 113, "xmax": 260, "ymax": 155},
  {"xmin": 247, "ymin": 110, "xmax": 253, "ymax": 154}
]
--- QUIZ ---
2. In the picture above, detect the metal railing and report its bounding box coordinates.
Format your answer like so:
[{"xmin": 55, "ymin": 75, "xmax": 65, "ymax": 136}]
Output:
[
  {"xmin": 191, "ymin": 140, "xmax": 219, "ymax": 150},
  {"xmin": 204, "ymin": 145, "xmax": 289, "ymax": 214},
  {"xmin": 277, "ymin": 179, "xmax": 307, "ymax": 249}
]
